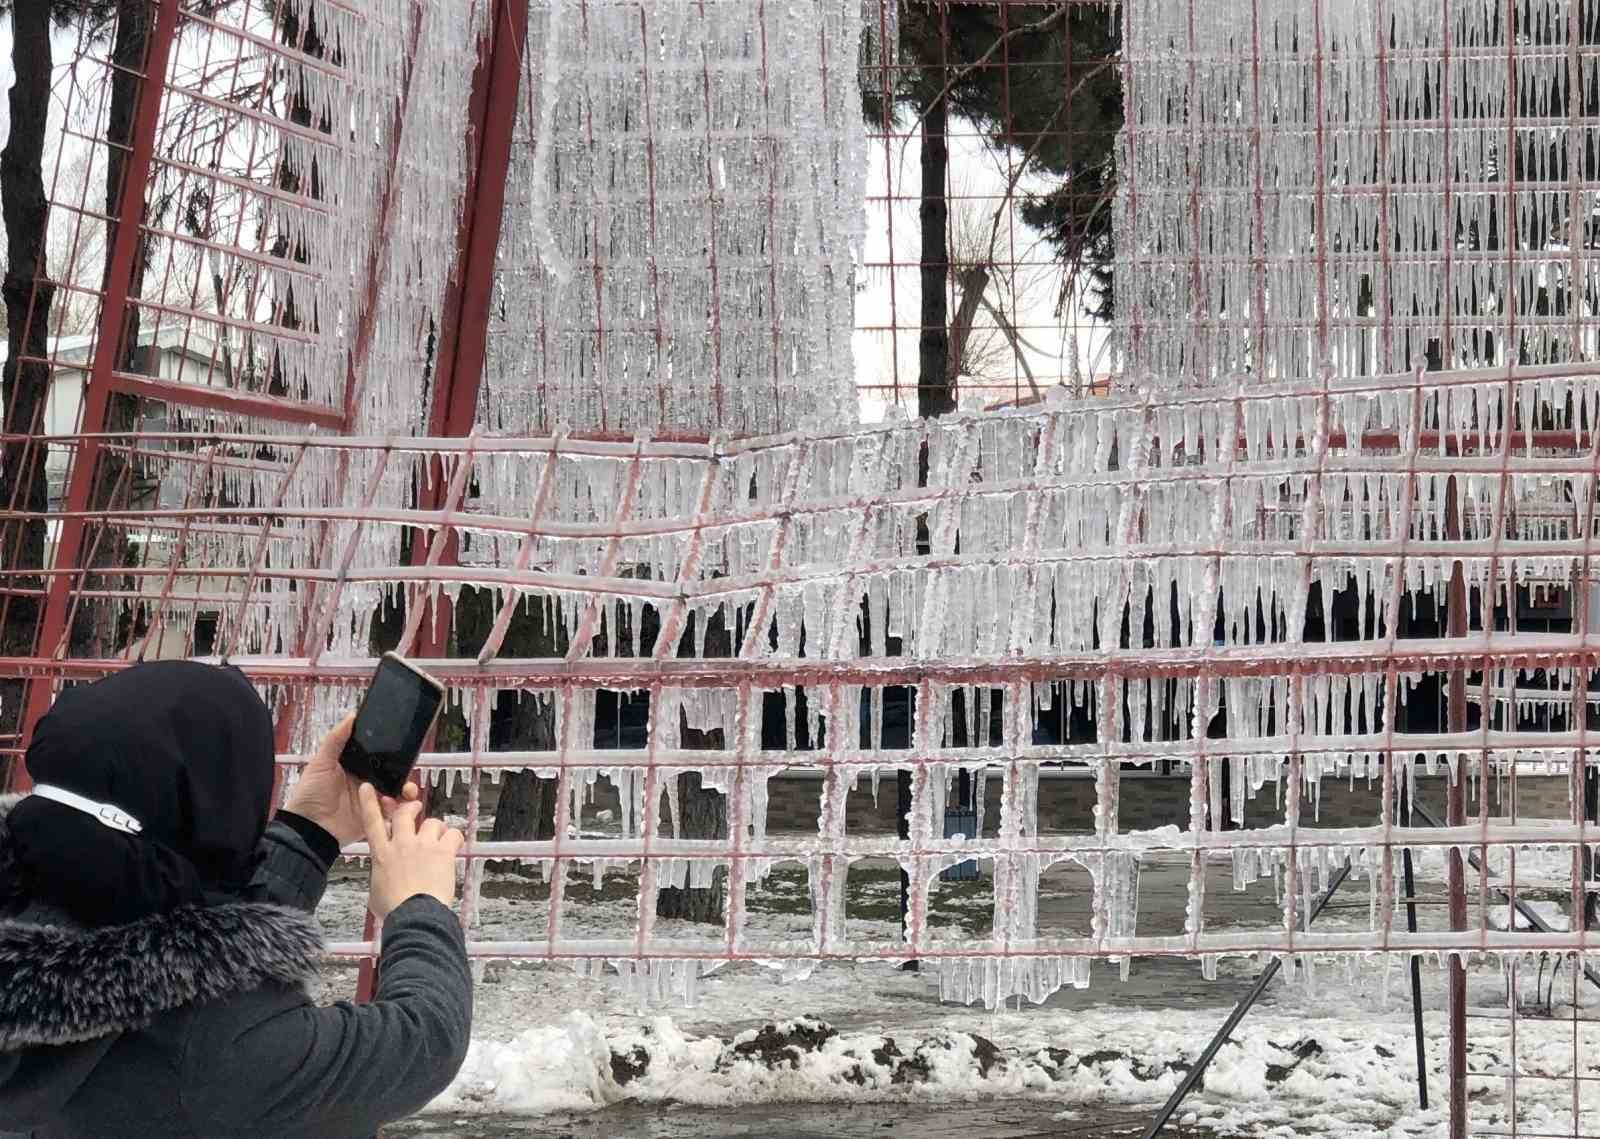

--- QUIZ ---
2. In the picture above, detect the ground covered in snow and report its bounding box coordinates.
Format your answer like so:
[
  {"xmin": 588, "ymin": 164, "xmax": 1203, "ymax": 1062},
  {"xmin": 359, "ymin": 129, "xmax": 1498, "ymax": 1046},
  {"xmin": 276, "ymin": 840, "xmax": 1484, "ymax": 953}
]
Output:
[{"xmin": 313, "ymin": 833, "xmax": 1600, "ymax": 1136}]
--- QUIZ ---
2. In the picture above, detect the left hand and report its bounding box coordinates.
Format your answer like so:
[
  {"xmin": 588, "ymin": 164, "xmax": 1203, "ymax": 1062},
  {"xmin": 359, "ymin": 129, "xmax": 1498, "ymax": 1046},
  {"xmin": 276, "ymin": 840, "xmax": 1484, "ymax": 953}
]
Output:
[{"xmin": 284, "ymin": 713, "xmax": 419, "ymax": 846}]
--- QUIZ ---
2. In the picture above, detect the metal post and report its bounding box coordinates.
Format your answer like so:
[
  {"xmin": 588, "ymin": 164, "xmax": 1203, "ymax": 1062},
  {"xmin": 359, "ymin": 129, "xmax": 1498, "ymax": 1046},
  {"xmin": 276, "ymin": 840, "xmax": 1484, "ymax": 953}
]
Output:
[
  {"xmin": 897, "ymin": 764, "xmax": 916, "ymax": 971},
  {"xmin": 354, "ymin": 0, "xmax": 528, "ymax": 1004},
  {"xmin": 408, "ymin": 0, "xmax": 528, "ymax": 653},
  {"xmin": 1400, "ymin": 770, "xmax": 1428, "ymax": 1110},
  {"xmin": 10, "ymin": 0, "xmax": 179, "ymax": 788},
  {"xmin": 1586, "ymin": 765, "xmax": 1599, "ymax": 930},
  {"xmin": 1444, "ymin": 475, "xmax": 1468, "ymax": 1139}
]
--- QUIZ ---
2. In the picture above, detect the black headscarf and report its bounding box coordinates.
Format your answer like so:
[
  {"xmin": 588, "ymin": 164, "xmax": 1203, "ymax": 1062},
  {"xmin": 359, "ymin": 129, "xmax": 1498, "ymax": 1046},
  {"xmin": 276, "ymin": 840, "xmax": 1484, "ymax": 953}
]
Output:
[{"xmin": 6, "ymin": 661, "xmax": 276, "ymax": 927}]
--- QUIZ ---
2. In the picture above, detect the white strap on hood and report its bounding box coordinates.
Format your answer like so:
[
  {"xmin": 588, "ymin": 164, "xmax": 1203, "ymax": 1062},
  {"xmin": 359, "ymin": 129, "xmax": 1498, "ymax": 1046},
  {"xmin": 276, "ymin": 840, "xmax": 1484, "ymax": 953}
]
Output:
[{"xmin": 28, "ymin": 784, "xmax": 143, "ymax": 836}]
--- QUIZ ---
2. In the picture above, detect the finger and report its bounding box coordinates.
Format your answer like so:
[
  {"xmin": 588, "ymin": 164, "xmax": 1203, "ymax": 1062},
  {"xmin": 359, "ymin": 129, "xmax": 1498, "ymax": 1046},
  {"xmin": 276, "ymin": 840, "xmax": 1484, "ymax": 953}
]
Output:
[
  {"xmin": 376, "ymin": 790, "xmax": 415, "ymax": 818},
  {"xmin": 343, "ymin": 775, "xmax": 365, "ymax": 815},
  {"xmin": 388, "ymin": 798, "xmax": 425, "ymax": 840},
  {"xmin": 418, "ymin": 817, "xmax": 446, "ymax": 842},
  {"xmin": 357, "ymin": 784, "xmax": 391, "ymax": 853},
  {"xmin": 444, "ymin": 827, "xmax": 466, "ymax": 851},
  {"xmin": 401, "ymin": 782, "xmax": 420, "ymax": 802}
]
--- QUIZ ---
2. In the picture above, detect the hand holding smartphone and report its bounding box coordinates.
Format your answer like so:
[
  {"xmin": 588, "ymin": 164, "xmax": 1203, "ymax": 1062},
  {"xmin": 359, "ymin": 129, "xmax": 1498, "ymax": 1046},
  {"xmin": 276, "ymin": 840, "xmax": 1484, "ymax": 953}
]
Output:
[{"xmin": 338, "ymin": 652, "xmax": 446, "ymax": 798}]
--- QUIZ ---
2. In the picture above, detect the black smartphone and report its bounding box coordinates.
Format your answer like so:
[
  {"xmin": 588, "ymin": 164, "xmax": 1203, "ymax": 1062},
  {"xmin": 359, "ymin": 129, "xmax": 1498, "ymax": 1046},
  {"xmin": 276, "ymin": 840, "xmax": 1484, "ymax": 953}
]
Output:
[{"xmin": 338, "ymin": 652, "xmax": 446, "ymax": 797}]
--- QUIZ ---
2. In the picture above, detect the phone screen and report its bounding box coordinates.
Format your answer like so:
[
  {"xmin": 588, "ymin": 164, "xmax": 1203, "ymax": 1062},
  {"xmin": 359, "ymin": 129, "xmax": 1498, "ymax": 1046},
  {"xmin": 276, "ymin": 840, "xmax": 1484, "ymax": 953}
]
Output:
[{"xmin": 339, "ymin": 656, "xmax": 444, "ymax": 796}]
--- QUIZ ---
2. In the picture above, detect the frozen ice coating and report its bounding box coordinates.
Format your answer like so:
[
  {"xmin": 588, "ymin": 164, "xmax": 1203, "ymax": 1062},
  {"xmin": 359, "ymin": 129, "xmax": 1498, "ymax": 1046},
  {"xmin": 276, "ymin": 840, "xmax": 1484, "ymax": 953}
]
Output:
[
  {"xmin": 480, "ymin": 0, "xmax": 867, "ymax": 436},
  {"xmin": 33, "ymin": 0, "xmax": 1600, "ymax": 1018},
  {"xmin": 1117, "ymin": 0, "xmax": 1600, "ymax": 386},
  {"xmin": 184, "ymin": 366, "xmax": 1600, "ymax": 1008}
]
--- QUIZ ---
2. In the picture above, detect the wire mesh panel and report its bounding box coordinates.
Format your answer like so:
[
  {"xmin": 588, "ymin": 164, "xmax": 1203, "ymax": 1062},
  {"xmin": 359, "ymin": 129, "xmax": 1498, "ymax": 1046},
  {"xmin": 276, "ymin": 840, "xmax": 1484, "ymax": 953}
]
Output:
[
  {"xmin": 19, "ymin": 3, "xmax": 1600, "ymax": 1135},
  {"xmin": 1119, "ymin": 0, "xmax": 1600, "ymax": 384},
  {"xmin": 1, "ymin": 0, "xmax": 487, "ymax": 738},
  {"xmin": 481, "ymin": 0, "xmax": 867, "ymax": 436},
  {"xmin": 9, "ymin": 369, "xmax": 1600, "ymax": 997}
]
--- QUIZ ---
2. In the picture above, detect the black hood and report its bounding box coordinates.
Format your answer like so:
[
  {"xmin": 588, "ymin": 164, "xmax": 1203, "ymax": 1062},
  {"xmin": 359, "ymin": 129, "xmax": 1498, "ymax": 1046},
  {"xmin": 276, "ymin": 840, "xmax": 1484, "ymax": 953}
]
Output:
[
  {"xmin": 0, "ymin": 794, "xmax": 323, "ymax": 1125},
  {"xmin": 9, "ymin": 661, "xmax": 278, "ymax": 927}
]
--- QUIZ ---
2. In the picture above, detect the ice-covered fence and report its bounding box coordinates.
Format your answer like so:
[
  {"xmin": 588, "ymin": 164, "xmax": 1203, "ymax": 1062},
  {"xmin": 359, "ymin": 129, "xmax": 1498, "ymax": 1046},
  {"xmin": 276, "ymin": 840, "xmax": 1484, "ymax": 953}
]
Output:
[
  {"xmin": 481, "ymin": 0, "xmax": 867, "ymax": 436},
  {"xmin": 1118, "ymin": 0, "xmax": 1600, "ymax": 384},
  {"xmin": 12, "ymin": 361, "xmax": 1600, "ymax": 1010},
  {"xmin": 16, "ymin": 11, "xmax": 1600, "ymax": 1135}
]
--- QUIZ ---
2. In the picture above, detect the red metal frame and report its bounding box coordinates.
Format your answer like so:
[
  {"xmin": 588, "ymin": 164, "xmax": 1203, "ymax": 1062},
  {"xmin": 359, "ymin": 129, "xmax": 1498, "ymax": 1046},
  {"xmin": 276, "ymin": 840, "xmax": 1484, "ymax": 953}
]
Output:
[
  {"xmin": 10, "ymin": 0, "xmax": 180, "ymax": 789},
  {"xmin": 15, "ymin": 6, "xmax": 1600, "ymax": 1132},
  {"xmin": 353, "ymin": 0, "xmax": 529, "ymax": 1002}
]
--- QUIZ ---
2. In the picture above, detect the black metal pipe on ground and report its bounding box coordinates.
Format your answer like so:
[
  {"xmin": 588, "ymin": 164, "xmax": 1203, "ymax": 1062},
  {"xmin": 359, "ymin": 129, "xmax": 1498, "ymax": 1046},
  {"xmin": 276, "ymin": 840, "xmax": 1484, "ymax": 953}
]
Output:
[
  {"xmin": 1400, "ymin": 776, "xmax": 1428, "ymax": 1111},
  {"xmin": 1139, "ymin": 863, "xmax": 1352, "ymax": 1139}
]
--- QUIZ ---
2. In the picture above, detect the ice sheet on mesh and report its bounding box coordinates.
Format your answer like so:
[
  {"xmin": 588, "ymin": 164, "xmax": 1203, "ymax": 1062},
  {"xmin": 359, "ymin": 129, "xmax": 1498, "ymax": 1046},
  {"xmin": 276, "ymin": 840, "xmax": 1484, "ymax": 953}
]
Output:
[
  {"xmin": 1116, "ymin": 0, "xmax": 1599, "ymax": 387},
  {"xmin": 268, "ymin": 369, "xmax": 1600, "ymax": 1008},
  {"xmin": 480, "ymin": 0, "xmax": 867, "ymax": 436},
  {"xmin": 127, "ymin": 0, "xmax": 1600, "ymax": 1013}
]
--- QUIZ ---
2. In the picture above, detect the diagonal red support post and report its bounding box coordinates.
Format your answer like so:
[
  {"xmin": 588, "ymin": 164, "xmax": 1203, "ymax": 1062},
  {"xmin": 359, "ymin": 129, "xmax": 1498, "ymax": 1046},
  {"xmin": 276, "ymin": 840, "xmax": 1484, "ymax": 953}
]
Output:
[
  {"xmin": 355, "ymin": 0, "xmax": 529, "ymax": 1002},
  {"xmin": 403, "ymin": 0, "xmax": 528, "ymax": 664},
  {"xmin": 10, "ymin": 0, "xmax": 179, "ymax": 790},
  {"xmin": 401, "ymin": 0, "xmax": 529, "ymax": 662}
]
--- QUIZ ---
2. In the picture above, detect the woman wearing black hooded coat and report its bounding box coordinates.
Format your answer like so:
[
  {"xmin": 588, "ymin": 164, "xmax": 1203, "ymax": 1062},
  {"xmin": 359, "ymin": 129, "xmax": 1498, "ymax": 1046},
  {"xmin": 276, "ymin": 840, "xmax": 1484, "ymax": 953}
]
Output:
[{"xmin": 0, "ymin": 660, "xmax": 472, "ymax": 1139}]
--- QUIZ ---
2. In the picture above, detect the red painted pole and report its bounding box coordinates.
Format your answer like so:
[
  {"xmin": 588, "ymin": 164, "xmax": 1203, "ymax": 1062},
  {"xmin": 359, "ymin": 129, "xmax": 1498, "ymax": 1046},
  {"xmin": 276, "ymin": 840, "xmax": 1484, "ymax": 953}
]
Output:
[
  {"xmin": 355, "ymin": 0, "xmax": 528, "ymax": 1003},
  {"xmin": 427, "ymin": 0, "xmax": 528, "ymax": 443},
  {"xmin": 408, "ymin": 0, "xmax": 529, "ymax": 653},
  {"xmin": 10, "ymin": 0, "xmax": 179, "ymax": 789}
]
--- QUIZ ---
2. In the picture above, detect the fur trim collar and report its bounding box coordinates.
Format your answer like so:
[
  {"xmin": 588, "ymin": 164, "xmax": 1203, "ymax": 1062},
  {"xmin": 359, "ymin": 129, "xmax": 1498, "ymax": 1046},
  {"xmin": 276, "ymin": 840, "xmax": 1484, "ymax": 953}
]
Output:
[{"xmin": 0, "ymin": 793, "xmax": 324, "ymax": 1052}]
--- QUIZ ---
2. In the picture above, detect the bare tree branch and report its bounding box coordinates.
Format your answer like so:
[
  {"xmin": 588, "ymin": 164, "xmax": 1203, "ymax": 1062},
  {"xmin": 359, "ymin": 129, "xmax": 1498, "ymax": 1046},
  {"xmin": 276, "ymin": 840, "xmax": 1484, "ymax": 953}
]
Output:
[{"xmin": 978, "ymin": 293, "xmax": 1041, "ymax": 400}]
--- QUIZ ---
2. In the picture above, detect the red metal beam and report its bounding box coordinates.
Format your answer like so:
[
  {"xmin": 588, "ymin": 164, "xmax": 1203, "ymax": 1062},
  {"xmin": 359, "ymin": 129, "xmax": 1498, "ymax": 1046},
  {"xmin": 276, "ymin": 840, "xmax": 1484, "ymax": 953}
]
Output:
[
  {"xmin": 406, "ymin": 0, "xmax": 527, "ymax": 652},
  {"xmin": 11, "ymin": 0, "xmax": 179, "ymax": 790},
  {"xmin": 357, "ymin": 0, "xmax": 528, "ymax": 1002},
  {"xmin": 7, "ymin": 631, "xmax": 1600, "ymax": 688},
  {"xmin": 425, "ymin": 0, "xmax": 528, "ymax": 444},
  {"xmin": 401, "ymin": 0, "xmax": 528, "ymax": 662},
  {"xmin": 107, "ymin": 372, "xmax": 344, "ymax": 429}
]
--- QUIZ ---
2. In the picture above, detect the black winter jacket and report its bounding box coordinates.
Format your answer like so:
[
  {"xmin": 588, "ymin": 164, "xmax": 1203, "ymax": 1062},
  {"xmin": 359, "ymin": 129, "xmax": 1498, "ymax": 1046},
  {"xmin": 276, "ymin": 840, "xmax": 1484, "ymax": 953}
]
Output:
[{"xmin": 0, "ymin": 794, "xmax": 472, "ymax": 1139}]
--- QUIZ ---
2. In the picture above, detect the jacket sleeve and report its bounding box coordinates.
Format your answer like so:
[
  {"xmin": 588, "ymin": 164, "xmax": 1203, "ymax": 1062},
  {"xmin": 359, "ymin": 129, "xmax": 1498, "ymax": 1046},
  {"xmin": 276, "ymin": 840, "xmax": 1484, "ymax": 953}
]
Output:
[
  {"xmin": 245, "ymin": 812, "xmax": 341, "ymax": 913},
  {"xmin": 180, "ymin": 895, "xmax": 473, "ymax": 1138}
]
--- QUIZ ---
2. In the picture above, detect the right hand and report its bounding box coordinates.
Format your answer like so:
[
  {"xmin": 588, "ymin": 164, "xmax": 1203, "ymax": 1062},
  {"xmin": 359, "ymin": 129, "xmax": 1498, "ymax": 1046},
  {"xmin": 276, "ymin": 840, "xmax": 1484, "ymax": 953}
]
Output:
[{"xmin": 359, "ymin": 783, "xmax": 465, "ymax": 919}]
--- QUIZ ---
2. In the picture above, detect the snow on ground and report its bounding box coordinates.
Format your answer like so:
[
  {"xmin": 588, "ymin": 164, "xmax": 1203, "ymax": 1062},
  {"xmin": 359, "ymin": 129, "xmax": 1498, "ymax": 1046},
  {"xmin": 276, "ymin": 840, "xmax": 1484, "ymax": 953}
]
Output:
[
  {"xmin": 416, "ymin": 964, "xmax": 1449, "ymax": 1137},
  {"xmin": 313, "ymin": 839, "xmax": 1600, "ymax": 1136}
]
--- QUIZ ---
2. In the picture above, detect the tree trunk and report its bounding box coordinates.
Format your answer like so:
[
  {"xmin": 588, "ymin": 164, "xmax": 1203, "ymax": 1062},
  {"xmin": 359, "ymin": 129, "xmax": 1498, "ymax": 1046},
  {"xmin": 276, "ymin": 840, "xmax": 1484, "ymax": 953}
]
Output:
[
  {"xmin": 901, "ymin": 78, "xmax": 953, "ymax": 963},
  {"xmin": 491, "ymin": 771, "xmax": 556, "ymax": 842},
  {"xmin": 427, "ymin": 587, "xmax": 564, "ymax": 854},
  {"xmin": 490, "ymin": 686, "xmax": 557, "ymax": 851},
  {"xmin": 917, "ymin": 93, "xmax": 953, "ymax": 418},
  {"xmin": 946, "ymin": 264, "xmax": 989, "ymax": 387},
  {"xmin": 0, "ymin": 0, "xmax": 55, "ymax": 769},
  {"xmin": 656, "ymin": 770, "xmax": 727, "ymax": 923}
]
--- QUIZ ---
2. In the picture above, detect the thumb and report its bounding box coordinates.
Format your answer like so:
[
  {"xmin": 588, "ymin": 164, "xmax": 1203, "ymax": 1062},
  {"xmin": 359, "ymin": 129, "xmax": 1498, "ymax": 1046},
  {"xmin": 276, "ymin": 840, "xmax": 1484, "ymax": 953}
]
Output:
[{"xmin": 317, "ymin": 712, "xmax": 357, "ymax": 761}]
